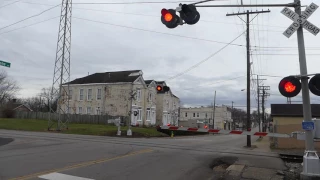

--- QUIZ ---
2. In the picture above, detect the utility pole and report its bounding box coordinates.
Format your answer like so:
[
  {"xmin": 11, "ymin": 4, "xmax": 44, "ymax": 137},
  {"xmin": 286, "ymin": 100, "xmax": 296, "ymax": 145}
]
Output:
[
  {"xmin": 294, "ymin": 0, "xmax": 314, "ymax": 152},
  {"xmin": 259, "ymin": 85, "xmax": 270, "ymax": 132},
  {"xmin": 262, "ymin": 89, "xmax": 265, "ymax": 132},
  {"xmin": 48, "ymin": 0, "xmax": 72, "ymax": 131},
  {"xmin": 252, "ymin": 75, "xmax": 266, "ymax": 132},
  {"xmin": 212, "ymin": 91, "xmax": 216, "ymax": 129},
  {"xmin": 227, "ymin": 10, "xmax": 270, "ymax": 147}
]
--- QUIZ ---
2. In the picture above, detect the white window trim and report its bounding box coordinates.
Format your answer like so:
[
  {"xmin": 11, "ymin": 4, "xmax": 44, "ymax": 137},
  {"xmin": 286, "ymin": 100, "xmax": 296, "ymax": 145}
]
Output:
[
  {"xmin": 136, "ymin": 89, "xmax": 142, "ymax": 102},
  {"xmin": 96, "ymin": 107, "xmax": 101, "ymax": 115},
  {"xmin": 97, "ymin": 88, "xmax": 102, "ymax": 100},
  {"xmin": 146, "ymin": 109, "xmax": 151, "ymax": 121},
  {"xmin": 87, "ymin": 107, "xmax": 92, "ymax": 115},
  {"xmin": 87, "ymin": 89, "xmax": 92, "ymax": 101},
  {"xmin": 78, "ymin": 107, "xmax": 82, "ymax": 114},
  {"xmin": 79, "ymin": 89, "xmax": 84, "ymax": 101}
]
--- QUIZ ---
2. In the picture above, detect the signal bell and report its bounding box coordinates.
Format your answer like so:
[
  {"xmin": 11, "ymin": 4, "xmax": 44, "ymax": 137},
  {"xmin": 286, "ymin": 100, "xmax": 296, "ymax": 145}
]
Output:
[
  {"xmin": 278, "ymin": 76, "xmax": 301, "ymax": 98},
  {"xmin": 309, "ymin": 74, "xmax": 320, "ymax": 96}
]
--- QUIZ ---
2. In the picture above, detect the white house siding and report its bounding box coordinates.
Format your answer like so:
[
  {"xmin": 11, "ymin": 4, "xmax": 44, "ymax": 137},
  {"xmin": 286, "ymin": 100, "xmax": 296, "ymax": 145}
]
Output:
[
  {"xmin": 143, "ymin": 81, "xmax": 157, "ymax": 126},
  {"xmin": 179, "ymin": 106, "xmax": 232, "ymax": 129}
]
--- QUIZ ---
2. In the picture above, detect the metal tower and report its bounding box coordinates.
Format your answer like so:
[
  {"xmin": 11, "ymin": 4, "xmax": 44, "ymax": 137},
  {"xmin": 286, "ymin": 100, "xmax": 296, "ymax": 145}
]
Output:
[{"xmin": 48, "ymin": 0, "xmax": 72, "ymax": 131}]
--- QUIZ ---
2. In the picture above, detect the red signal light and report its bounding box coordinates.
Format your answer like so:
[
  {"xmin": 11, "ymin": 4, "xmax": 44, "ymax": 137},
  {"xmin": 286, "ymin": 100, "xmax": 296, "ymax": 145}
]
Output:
[
  {"xmin": 278, "ymin": 76, "xmax": 301, "ymax": 98},
  {"xmin": 284, "ymin": 81, "xmax": 296, "ymax": 93},
  {"xmin": 156, "ymin": 85, "xmax": 162, "ymax": 91},
  {"xmin": 161, "ymin": 9, "xmax": 173, "ymax": 22}
]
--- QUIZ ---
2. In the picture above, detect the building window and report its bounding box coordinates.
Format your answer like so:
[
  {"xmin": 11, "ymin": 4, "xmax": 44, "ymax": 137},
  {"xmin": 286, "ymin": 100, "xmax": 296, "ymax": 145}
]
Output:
[
  {"xmin": 97, "ymin": 89, "xmax": 102, "ymax": 100},
  {"xmin": 136, "ymin": 89, "xmax": 141, "ymax": 101},
  {"xmin": 197, "ymin": 113, "xmax": 199, "ymax": 117},
  {"xmin": 205, "ymin": 113, "xmax": 208, "ymax": 118},
  {"xmin": 68, "ymin": 89, "xmax": 72, "ymax": 100},
  {"xmin": 193, "ymin": 113, "xmax": 195, "ymax": 117},
  {"xmin": 96, "ymin": 107, "xmax": 100, "ymax": 115},
  {"xmin": 87, "ymin": 107, "xmax": 92, "ymax": 115},
  {"xmin": 87, "ymin": 89, "xmax": 92, "ymax": 100},
  {"xmin": 148, "ymin": 93, "xmax": 152, "ymax": 101},
  {"xmin": 138, "ymin": 109, "xmax": 142, "ymax": 120},
  {"xmin": 185, "ymin": 112, "xmax": 187, "ymax": 117},
  {"xmin": 79, "ymin": 89, "xmax": 84, "ymax": 100},
  {"xmin": 78, "ymin": 107, "xmax": 82, "ymax": 114},
  {"xmin": 146, "ymin": 109, "xmax": 151, "ymax": 120}
]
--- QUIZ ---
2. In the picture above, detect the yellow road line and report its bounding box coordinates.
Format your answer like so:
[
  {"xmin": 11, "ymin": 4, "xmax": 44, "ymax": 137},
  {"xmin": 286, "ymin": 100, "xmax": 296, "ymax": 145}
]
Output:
[{"xmin": 9, "ymin": 148, "xmax": 153, "ymax": 180}]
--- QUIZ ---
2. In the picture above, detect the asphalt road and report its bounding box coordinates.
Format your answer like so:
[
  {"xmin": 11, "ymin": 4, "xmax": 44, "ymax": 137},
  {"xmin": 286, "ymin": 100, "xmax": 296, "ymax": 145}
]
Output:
[{"xmin": 0, "ymin": 129, "xmax": 285, "ymax": 180}]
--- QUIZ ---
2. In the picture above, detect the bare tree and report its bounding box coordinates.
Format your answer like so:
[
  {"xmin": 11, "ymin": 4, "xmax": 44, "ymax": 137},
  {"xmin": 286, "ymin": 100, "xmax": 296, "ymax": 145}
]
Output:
[
  {"xmin": 39, "ymin": 87, "xmax": 58, "ymax": 112},
  {"xmin": 0, "ymin": 70, "xmax": 19, "ymax": 104}
]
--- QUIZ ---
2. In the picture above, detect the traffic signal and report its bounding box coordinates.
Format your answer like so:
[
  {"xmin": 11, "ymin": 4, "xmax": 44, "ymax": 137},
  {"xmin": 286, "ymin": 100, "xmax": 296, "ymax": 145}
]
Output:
[
  {"xmin": 309, "ymin": 74, "xmax": 320, "ymax": 96},
  {"xmin": 278, "ymin": 76, "xmax": 301, "ymax": 98},
  {"xmin": 161, "ymin": 8, "xmax": 181, "ymax": 29},
  {"xmin": 156, "ymin": 85, "xmax": 170, "ymax": 92},
  {"xmin": 179, "ymin": 4, "xmax": 200, "ymax": 25}
]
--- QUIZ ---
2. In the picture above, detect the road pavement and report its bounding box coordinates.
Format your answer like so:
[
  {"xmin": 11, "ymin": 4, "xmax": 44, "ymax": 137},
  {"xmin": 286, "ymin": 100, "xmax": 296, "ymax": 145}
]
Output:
[{"xmin": 0, "ymin": 129, "xmax": 285, "ymax": 180}]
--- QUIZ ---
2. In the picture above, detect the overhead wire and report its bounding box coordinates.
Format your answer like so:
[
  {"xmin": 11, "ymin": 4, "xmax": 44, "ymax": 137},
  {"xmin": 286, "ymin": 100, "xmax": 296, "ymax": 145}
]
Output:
[
  {"xmin": 0, "ymin": 4, "xmax": 60, "ymax": 31},
  {"xmin": 0, "ymin": 16, "xmax": 59, "ymax": 35},
  {"xmin": 165, "ymin": 31, "xmax": 246, "ymax": 81},
  {"xmin": 0, "ymin": 0, "xmax": 21, "ymax": 9}
]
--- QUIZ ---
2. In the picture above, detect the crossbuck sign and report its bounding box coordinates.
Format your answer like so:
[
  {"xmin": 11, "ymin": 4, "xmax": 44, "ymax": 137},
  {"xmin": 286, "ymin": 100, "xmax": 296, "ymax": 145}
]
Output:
[{"xmin": 281, "ymin": 2, "xmax": 320, "ymax": 38}]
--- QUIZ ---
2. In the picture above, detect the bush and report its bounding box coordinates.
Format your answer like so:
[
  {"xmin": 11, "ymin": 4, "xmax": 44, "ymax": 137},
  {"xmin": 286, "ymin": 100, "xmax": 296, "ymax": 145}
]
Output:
[
  {"xmin": 2, "ymin": 108, "xmax": 16, "ymax": 118},
  {"xmin": 156, "ymin": 125, "xmax": 209, "ymax": 136}
]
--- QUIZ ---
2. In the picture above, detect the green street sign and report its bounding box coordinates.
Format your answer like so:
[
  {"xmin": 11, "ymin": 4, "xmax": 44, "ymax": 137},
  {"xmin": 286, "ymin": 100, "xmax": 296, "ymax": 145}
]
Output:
[{"xmin": 0, "ymin": 60, "xmax": 11, "ymax": 68}]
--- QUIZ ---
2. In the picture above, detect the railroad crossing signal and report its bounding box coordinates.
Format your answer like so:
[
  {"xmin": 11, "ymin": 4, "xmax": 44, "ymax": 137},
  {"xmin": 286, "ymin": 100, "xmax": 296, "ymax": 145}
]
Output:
[
  {"xmin": 309, "ymin": 74, "xmax": 320, "ymax": 96},
  {"xmin": 281, "ymin": 2, "xmax": 319, "ymax": 38},
  {"xmin": 161, "ymin": 9, "xmax": 181, "ymax": 28},
  {"xmin": 156, "ymin": 85, "xmax": 170, "ymax": 92},
  {"xmin": 279, "ymin": 76, "xmax": 301, "ymax": 98},
  {"xmin": 161, "ymin": 4, "xmax": 200, "ymax": 29},
  {"xmin": 279, "ymin": 75, "xmax": 320, "ymax": 97}
]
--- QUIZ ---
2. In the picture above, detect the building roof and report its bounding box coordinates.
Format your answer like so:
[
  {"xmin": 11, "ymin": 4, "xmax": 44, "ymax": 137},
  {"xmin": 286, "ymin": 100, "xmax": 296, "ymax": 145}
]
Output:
[
  {"xmin": 271, "ymin": 104, "xmax": 320, "ymax": 117},
  {"xmin": 65, "ymin": 70, "xmax": 142, "ymax": 85},
  {"xmin": 172, "ymin": 94, "xmax": 179, "ymax": 98}
]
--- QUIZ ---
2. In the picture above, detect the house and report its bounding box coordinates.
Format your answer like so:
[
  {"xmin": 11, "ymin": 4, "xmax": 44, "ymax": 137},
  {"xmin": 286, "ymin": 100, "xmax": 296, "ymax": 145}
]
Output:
[
  {"xmin": 61, "ymin": 70, "xmax": 157, "ymax": 126},
  {"xmin": 270, "ymin": 104, "xmax": 320, "ymax": 149},
  {"xmin": 179, "ymin": 106, "xmax": 233, "ymax": 129},
  {"xmin": 7, "ymin": 99, "xmax": 33, "ymax": 112},
  {"xmin": 155, "ymin": 81, "xmax": 180, "ymax": 126},
  {"xmin": 143, "ymin": 80, "xmax": 157, "ymax": 126}
]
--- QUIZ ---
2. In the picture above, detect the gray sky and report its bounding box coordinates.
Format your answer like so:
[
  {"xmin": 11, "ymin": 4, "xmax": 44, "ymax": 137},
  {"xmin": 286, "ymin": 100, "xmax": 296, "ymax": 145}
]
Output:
[{"xmin": 0, "ymin": 0, "xmax": 320, "ymax": 113}]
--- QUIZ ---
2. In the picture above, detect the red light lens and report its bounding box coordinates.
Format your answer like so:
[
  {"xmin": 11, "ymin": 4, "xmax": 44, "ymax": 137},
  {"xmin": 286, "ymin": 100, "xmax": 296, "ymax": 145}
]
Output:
[
  {"xmin": 284, "ymin": 81, "xmax": 296, "ymax": 93},
  {"xmin": 157, "ymin": 86, "xmax": 162, "ymax": 91},
  {"xmin": 161, "ymin": 9, "xmax": 173, "ymax": 22}
]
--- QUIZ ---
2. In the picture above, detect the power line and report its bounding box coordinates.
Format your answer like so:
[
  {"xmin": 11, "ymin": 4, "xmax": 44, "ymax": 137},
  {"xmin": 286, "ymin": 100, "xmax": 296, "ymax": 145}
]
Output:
[
  {"xmin": 0, "ymin": 0, "xmax": 21, "ymax": 9},
  {"xmin": 166, "ymin": 31, "xmax": 246, "ymax": 81},
  {"xmin": 0, "ymin": 4, "xmax": 60, "ymax": 31},
  {"xmin": 15, "ymin": 1, "xmax": 292, "ymax": 30},
  {"xmin": 251, "ymin": 54, "xmax": 320, "ymax": 56},
  {"xmin": 0, "ymin": 16, "xmax": 59, "ymax": 35},
  {"xmin": 182, "ymin": 75, "xmax": 246, "ymax": 90},
  {"xmin": 73, "ymin": 16, "xmax": 246, "ymax": 46}
]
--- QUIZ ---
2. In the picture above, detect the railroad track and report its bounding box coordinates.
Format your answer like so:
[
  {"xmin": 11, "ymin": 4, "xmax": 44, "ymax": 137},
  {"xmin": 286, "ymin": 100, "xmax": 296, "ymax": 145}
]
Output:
[{"xmin": 279, "ymin": 153, "xmax": 303, "ymax": 163}]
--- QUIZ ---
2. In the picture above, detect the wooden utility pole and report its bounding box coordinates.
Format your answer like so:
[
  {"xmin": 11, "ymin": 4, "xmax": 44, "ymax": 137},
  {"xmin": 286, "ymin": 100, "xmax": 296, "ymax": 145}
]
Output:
[{"xmin": 226, "ymin": 10, "xmax": 270, "ymax": 147}]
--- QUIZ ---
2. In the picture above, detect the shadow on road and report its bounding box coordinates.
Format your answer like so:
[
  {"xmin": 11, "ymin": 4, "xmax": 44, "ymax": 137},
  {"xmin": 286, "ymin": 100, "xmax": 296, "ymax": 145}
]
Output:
[{"xmin": 0, "ymin": 137, "xmax": 14, "ymax": 146}]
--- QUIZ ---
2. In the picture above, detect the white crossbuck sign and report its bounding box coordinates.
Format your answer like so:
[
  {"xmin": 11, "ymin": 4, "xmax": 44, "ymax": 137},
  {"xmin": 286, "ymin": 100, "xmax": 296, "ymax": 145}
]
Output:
[{"xmin": 281, "ymin": 2, "xmax": 320, "ymax": 38}]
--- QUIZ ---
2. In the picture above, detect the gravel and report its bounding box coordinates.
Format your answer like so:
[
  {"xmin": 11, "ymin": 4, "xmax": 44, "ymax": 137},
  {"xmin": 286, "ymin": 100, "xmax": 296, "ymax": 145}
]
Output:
[{"xmin": 283, "ymin": 162, "xmax": 303, "ymax": 180}]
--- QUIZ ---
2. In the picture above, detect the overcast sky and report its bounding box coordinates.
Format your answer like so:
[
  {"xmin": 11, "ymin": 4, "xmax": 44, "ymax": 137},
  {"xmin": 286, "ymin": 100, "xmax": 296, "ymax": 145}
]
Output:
[{"xmin": 0, "ymin": 0, "xmax": 319, "ymax": 113}]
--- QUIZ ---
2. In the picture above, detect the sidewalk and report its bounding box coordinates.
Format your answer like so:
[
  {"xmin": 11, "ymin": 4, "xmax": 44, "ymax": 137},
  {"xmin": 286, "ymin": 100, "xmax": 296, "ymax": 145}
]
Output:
[{"xmin": 218, "ymin": 136, "xmax": 302, "ymax": 180}]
